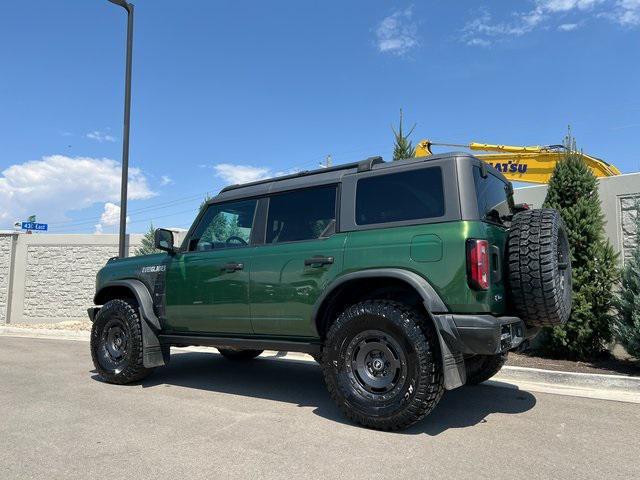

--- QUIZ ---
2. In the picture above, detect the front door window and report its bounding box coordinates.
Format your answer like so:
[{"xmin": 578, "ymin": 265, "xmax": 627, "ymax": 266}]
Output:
[{"xmin": 188, "ymin": 199, "xmax": 257, "ymax": 251}]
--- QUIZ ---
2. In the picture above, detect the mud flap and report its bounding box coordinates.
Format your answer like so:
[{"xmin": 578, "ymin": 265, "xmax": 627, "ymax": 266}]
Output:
[
  {"xmin": 429, "ymin": 312, "xmax": 467, "ymax": 390},
  {"xmin": 140, "ymin": 318, "xmax": 168, "ymax": 368}
]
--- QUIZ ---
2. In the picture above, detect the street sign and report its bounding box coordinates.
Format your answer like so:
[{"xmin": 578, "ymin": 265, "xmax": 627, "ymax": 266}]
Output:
[{"xmin": 21, "ymin": 222, "xmax": 48, "ymax": 231}]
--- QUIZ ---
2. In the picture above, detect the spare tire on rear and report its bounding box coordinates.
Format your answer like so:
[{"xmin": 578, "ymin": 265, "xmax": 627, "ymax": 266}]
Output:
[{"xmin": 507, "ymin": 208, "xmax": 572, "ymax": 327}]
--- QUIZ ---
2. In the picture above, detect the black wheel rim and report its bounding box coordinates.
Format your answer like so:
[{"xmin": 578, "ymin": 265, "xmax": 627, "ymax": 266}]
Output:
[
  {"xmin": 345, "ymin": 329, "xmax": 407, "ymax": 400},
  {"xmin": 98, "ymin": 318, "xmax": 130, "ymax": 374}
]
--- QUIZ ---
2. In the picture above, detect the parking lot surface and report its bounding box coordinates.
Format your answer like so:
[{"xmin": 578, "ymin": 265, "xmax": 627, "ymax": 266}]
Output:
[{"xmin": 1, "ymin": 336, "xmax": 639, "ymax": 479}]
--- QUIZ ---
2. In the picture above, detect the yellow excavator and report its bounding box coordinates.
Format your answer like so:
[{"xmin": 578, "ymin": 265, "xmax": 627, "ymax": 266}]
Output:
[{"xmin": 415, "ymin": 139, "xmax": 621, "ymax": 184}]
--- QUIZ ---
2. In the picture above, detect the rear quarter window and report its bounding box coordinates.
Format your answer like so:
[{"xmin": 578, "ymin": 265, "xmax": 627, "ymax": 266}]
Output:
[
  {"xmin": 473, "ymin": 166, "xmax": 514, "ymax": 225},
  {"xmin": 355, "ymin": 167, "xmax": 445, "ymax": 226}
]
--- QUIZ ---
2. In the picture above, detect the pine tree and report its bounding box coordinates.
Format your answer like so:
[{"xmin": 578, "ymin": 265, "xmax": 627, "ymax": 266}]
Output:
[
  {"xmin": 134, "ymin": 223, "xmax": 161, "ymax": 256},
  {"xmin": 615, "ymin": 204, "xmax": 640, "ymax": 358},
  {"xmin": 540, "ymin": 131, "xmax": 619, "ymax": 359},
  {"xmin": 392, "ymin": 109, "xmax": 416, "ymax": 161}
]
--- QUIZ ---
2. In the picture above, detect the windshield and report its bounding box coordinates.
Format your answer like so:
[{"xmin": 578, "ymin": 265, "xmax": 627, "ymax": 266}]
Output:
[{"xmin": 473, "ymin": 166, "xmax": 514, "ymax": 226}]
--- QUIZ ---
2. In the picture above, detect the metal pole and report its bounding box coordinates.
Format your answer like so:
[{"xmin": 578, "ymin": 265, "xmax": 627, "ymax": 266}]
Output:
[{"xmin": 117, "ymin": 3, "xmax": 134, "ymax": 258}]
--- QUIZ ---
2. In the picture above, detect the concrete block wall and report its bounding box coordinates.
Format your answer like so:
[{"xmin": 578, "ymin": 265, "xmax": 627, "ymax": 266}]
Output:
[
  {"xmin": 513, "ymin": 172, "xmax": 640, "ymax": 265},
  {"xmin": 1, "ymin": 233, "xmax": 142, "ymax": 324},
  {"xmin": 0, "ymin": 234, "xmax": 14, "ymax": 323},
  {"xmin": 621, "ymin": 196, "xmax": 639, "ymax": 264}
]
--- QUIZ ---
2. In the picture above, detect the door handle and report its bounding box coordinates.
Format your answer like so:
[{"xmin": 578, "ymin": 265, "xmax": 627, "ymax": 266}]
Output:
[
  {"xmin": 304, "ymin": 256, "xmax": 334, "ymax": 267},
  {"xmin": 221, "ymin": 262, "xmax": 244, "ymax": 273}
]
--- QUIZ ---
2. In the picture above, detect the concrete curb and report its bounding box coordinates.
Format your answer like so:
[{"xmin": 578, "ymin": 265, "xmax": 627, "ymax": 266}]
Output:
[
  {"xmin": 498, "ymin": 365, "xmax": 640, "ymax": 391},
  {"xmin": 2, "ymin": 327, "xmax": 639, "ymax": 403},
  {"xmin": 491, "ymin": 366, "xmax": 640, "ymax": 404},
  {"xmin": 0, "ymin": 326, "xmax": 90, "ymax": 341}
]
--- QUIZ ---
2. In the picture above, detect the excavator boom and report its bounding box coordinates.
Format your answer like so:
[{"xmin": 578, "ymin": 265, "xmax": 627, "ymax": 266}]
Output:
[{"xmin": 415, "ymin": 140, "xmax": 621, "ymax": 184}]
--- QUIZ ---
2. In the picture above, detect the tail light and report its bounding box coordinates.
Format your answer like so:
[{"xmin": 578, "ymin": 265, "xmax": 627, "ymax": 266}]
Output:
[{"xmin": 467, "ymin": 239, "xmax": 490, "ymax": 290}]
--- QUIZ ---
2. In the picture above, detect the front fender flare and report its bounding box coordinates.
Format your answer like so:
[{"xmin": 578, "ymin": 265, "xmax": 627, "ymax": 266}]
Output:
[
  {"xmin": 94, "ymin": 279, "xmax": 161, "ymax": 330},
  {"xmin": 94, "ymin": 279, "xmax": 166, "ymax": 368}
]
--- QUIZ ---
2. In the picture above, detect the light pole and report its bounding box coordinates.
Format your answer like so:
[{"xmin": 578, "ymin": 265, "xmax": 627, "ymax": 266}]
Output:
[{"xmin": 108, "ymin": 0, "xmax": 134, "ymax": 258}]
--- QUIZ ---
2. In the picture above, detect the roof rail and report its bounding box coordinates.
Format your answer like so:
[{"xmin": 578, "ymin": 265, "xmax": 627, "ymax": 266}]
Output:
[
  {"xmin": 357, "ymin": 156, "xmax": 384, "ymax": 172},
  {"xmin": 219, "ymin": 156, "xmax": 386, "ymax": 193}
]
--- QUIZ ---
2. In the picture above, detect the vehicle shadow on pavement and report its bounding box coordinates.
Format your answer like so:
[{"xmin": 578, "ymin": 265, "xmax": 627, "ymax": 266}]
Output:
[
  {"xmin": 125, "ymin": 351, "xmax": 537, "ymax": 435},
  {"xmin": 409, "ymin": 382, "xmax": 537, "ymax": 436}
]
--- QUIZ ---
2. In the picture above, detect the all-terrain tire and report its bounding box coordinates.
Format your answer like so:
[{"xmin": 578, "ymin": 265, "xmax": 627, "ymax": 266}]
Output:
[
  {"xmin": 218, "ymin": 348, "xmax": 264, "ymax": 361},
  {"xmin": 507, "ymin": 209, "xmax": 572, "ymax": 327},
  {"xmin": 465, "ymin": 353, "xmax": 508, "ymax": 385},
  {"xmin": 322, "ymin": 300, "xmax": 444, "ymax": 431},
  {"xmin": 90, "ymin": 298, "xmax": 153, "ymax": 384}
]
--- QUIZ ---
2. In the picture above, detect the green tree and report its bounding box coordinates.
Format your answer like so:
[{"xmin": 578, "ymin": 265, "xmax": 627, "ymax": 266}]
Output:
[
  {"xmin": 392, "ymin": 109, "xmax": 416, "ymax": 161},
  {"xmin": 134, "ymin": 223, "xmax": 161, "ymax": 256},
  {"xmin": 540, "ymin": 131, "xmax": 618, "ymax": 359},
  {"xmin": 615, "ymin": 204, "xmax": 640, "ymax": 359}
]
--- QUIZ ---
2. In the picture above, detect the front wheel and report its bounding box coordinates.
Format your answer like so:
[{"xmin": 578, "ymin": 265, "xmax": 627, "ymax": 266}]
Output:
[
  {"xmin": 90, "ymin": 298, "xmax": 153, "ymax": 384},
  {"xmin": 322, "ymin": 300, "xmax": 443, "ymax": 431}
]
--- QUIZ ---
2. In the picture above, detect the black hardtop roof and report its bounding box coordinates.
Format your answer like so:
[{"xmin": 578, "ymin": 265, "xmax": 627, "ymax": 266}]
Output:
[{"xmin": 209, "ymin": 151, "xmax": 504, "ymax": 204}]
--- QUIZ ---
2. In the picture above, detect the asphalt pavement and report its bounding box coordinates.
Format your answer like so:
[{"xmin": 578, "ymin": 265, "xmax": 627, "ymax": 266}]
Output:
[{"xmin": 1, "ymin": 336, "xmax": 639, "ymax": 480}]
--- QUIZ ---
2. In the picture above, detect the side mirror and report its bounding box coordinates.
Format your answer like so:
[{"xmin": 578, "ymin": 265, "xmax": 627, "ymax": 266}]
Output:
[{"xmin": 154, "ymin": 228, "xmax": 176, "ymax": 253}]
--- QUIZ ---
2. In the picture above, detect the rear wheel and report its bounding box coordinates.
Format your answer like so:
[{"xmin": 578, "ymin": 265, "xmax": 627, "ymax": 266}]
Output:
[
  {"xmin": 322, "ymin": 300, "xmax": 443, "ymax": 431},
  {"xmin": 218, "ymin": 348, "xmax": 264, "ymax": 361},
  {"xmin": 90, "ymin": 298, "xmax": 153, "ymax": 384},
  {"xmin": 465, "ymin": 352, "xmax": 508, "ymax": 385}
]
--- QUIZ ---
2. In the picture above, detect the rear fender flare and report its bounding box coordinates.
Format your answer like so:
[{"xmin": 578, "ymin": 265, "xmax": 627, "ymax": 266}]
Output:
[
  {"xmin": 312, "ymin": 269, "xmax": 448, "ymax": 332},
  {"xmin": 312, "ymin": 269, "xmax": 466, "ymax": 390}
]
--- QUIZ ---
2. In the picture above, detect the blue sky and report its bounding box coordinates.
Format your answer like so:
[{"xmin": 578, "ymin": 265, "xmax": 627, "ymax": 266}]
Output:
[{"xmin": 1, "ymin": 0, "xmax": 639, "ymax": 233}]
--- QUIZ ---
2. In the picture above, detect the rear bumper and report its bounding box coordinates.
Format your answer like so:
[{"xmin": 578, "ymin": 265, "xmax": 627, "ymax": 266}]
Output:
[
  {"xmin": 432, "ymin": 313, "xmax": 536, "ymax": 391},
  {"xmin": 451, "ymin": 314, "xmax": 530, "ymax": 355},
  {"xmin": 434, "ymin": 313, "xmax": 535, "ymax": 358}
]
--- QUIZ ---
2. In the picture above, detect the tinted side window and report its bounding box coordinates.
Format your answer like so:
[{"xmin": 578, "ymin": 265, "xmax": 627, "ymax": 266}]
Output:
[
  {"xmin": 473, "ymin": 167, "xmax": 513, "ymax": 225},
  {"xmin": 266, "ymin": 185, "xmax": 337, "ymax": 243},
  {"xmin": 188, "ymin": 199, "xmax": 257, "ymax": 251},
  {"xmin": 355, "ymin": 167, "xmax": 445, "ymax": 226}
]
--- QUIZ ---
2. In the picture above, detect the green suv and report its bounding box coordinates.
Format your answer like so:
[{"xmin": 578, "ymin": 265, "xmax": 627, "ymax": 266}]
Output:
[{"xmin": 89, "ymin": 153, "xmax": 572, "ymax": 430}]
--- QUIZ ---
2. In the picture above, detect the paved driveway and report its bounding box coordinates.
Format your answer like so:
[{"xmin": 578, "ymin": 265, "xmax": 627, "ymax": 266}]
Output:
[{"xmin": 1, "ymin": 336, "xmax": 639, "ymax": 479}]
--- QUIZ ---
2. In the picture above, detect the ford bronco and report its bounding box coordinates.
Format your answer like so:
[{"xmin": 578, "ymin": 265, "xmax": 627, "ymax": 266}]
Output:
[{"xmin": 89, "ymin": 153, "xmax": 571, "ymax": 430}]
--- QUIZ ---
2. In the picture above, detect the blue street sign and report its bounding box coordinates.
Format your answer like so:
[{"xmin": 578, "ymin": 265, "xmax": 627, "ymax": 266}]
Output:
[{"xmin": 21, "ymin": 222, "xmax": 48, "ymax": 231}]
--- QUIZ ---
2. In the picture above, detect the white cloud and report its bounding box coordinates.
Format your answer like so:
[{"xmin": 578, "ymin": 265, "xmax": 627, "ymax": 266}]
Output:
[
  {"xmin": 466, "ymin": 37, "xmax": 492, "ymax": 47},
  {"xmin": 0, "ymin": 155, "xmax": 155, "ymax": 228},
  {"xmin": 462, "ymin": 0, "xmax": 638, "ymax": 45},
  {"xmin": 212, "ymin": 163, "xmax": 298, "ymax": 186},
  {"xmin": 86, "ymin": 130, "xmax": 117, "ymax": 142},
  {"xmin": 94, "ymin": 202, "xmax": 129, "ymax": 234},
  {"xmin": 213, "ymin": 164, "xmax": 272, "ymax": 185},
  {"xmin": 375, "ymin": 7, "xmax": 419, "ymax": 56},
  {"xmin": 100, "ymin": 202, "xmax": 122, "ymax": 226},
  {"xmin": 606, "ymin": 0, "xmax": 640, "ymax": 25},
  {"xmin": 160, "ymin": 175, "xmax": 173, "ymax": 186},
  {"xmin": 540, "ymin": 0, "xmax": 604, "ymax": 12}
]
